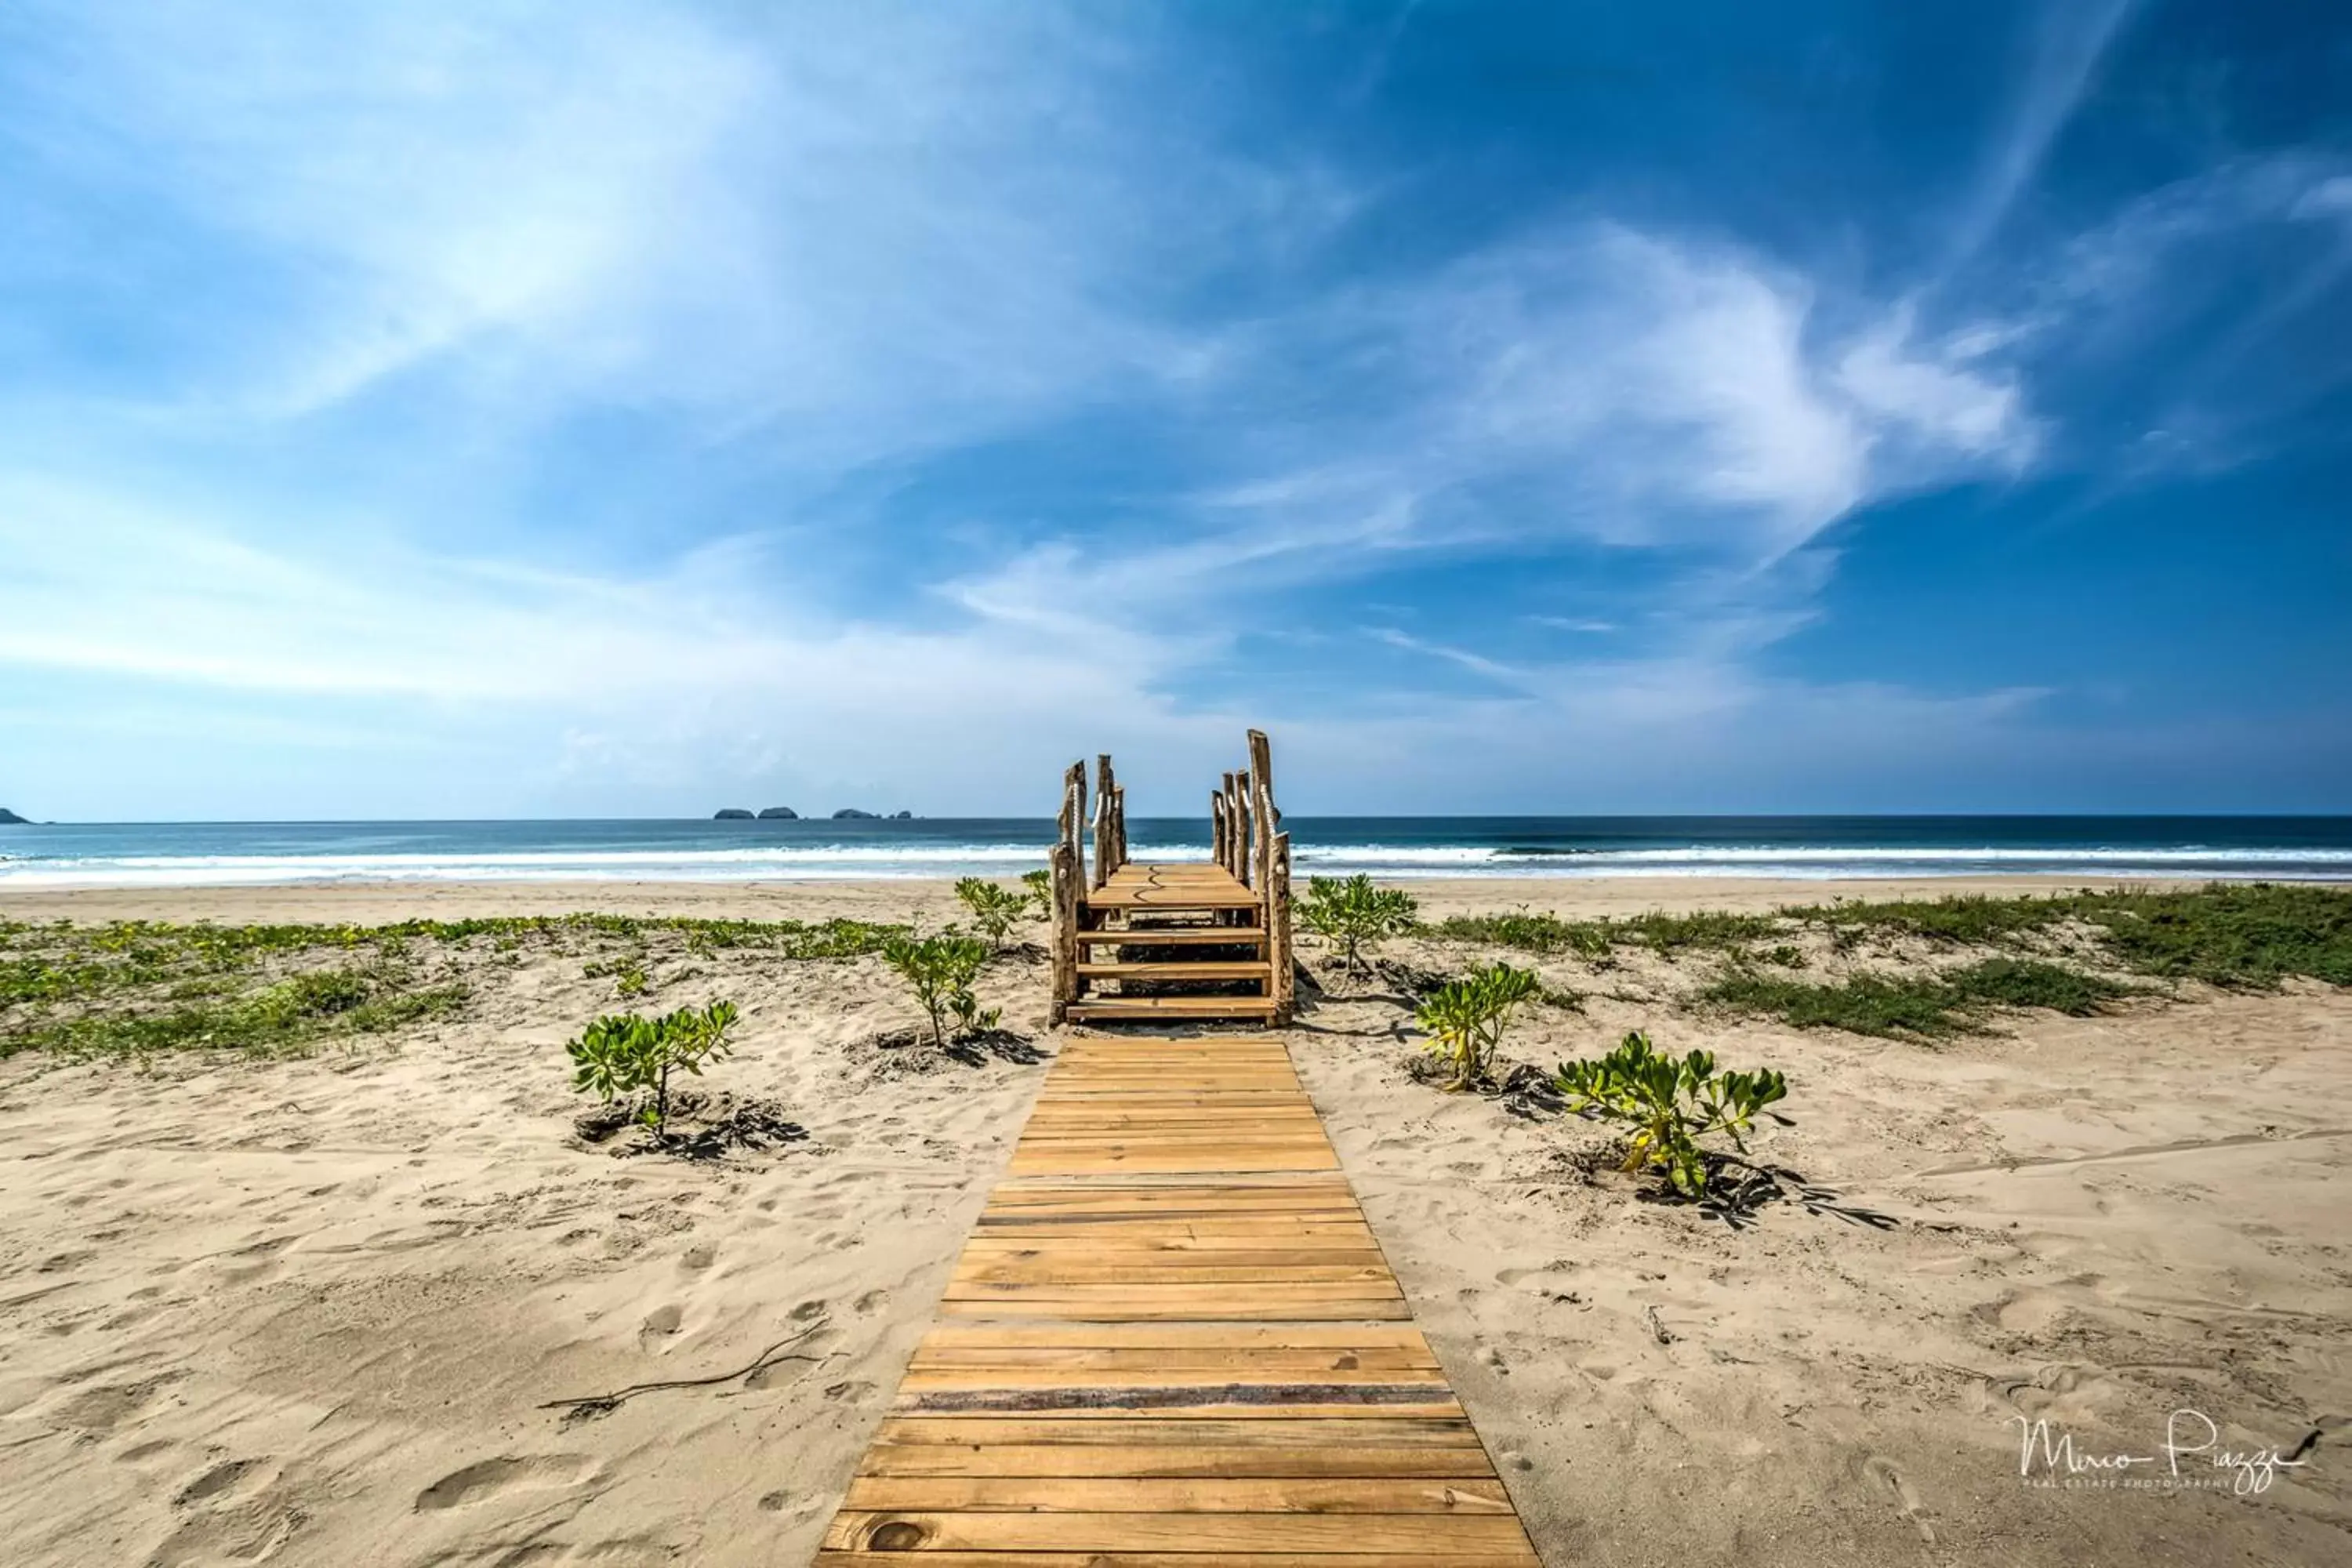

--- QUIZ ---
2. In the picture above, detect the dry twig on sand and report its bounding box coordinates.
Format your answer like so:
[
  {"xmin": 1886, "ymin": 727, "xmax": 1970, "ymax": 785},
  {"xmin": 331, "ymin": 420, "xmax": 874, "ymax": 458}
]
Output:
[{"xmin": 539, "ymin": 1319, "xmax": 828, "ymax": 1424}]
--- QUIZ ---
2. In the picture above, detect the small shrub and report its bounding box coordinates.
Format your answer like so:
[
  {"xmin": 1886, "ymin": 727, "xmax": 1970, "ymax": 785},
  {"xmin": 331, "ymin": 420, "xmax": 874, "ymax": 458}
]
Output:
[
  {"xmin": 880, "ymin": 930, "xmax": 998, "ymax": 1050},
  {"xmin": 583, "ymin": 955, "xmax": 650, "ymax": 996},
  {"xmin": 1555, "ymin": 1030, "xmax": 1788, "ymax": 1199},
  {"xmin": 1414, "ymin": 961, "xmax": 1540, "ymax": 1090},
  {"xmin": 1300, "ymin": 875, "xmax": 1420, "ymax": 975},
  {"xmin": 1021, "ymin": 868, "xmax": 1053, "ymax": 919},
  {"xmin": 567, "ymin": 1000, "xmax": 739, "ymax": 1137},
  {"xmin": 955, "ymin": 878, "xmax": 1033, "ymax": 952}
]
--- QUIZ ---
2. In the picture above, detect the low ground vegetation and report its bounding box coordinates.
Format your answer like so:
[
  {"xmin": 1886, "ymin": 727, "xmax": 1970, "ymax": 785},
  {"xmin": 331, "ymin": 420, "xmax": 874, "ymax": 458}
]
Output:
[
  {"xmin": 1555, "ymin": 1030, "xmax": 1788, "ymax": 1200},
  {"xmin": 879, "ymin": 928, "xmax": 1000, "ymax": 1051},
  {"xmin": 567, "ymin": 1000, "xmax": 739, "ymax": 1137},
  {"xmin": 0, "ymin": 913, "xmax": 907, "ymax": 1060},
  {"xmin": 1422, "ymin": 883, "xmax": 2352, "ymax": 1039},
  {"xmin": 953, "ymin": 877, "xmax": 1035, "ymax": 952},
  {"xmin": 1414, "ymin": 960, "xmax": 1539, "ymax": 1090},
  {"xmin": 1300, "ymin": 873, "xmax": 1421, "ymax": 976}
]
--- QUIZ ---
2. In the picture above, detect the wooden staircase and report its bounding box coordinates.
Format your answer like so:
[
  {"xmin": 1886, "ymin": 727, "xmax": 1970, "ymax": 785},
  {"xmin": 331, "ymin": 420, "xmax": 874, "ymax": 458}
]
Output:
[{"xmin": 1047, "ymin": 732, "xmax": 1296, "ymax": 1027}]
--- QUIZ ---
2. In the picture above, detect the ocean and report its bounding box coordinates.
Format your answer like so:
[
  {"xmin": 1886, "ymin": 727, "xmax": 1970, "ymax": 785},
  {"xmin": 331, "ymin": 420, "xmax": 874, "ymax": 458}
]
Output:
[{"xmin": 2, "ymin": 816, "xmax": 2350, "ymax": 888}]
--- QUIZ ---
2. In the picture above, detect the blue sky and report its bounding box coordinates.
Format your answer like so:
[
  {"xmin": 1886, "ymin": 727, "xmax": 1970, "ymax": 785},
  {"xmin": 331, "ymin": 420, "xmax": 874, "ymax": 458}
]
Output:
[{"xmin": 2, "ymin": 2, "xmax": 2347, "ymax": 819}]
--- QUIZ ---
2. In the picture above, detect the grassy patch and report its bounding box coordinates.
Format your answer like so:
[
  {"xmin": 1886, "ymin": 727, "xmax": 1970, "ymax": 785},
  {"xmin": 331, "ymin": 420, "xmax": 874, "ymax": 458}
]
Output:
[
  {"xmin": 2071, "ymin": 884, "xmax": 2352, "ymax": 988},
  {"xmin": 1425, "ymin": 911, "xmax": 1614, "ymax": 957},
  {"xmin": 1432, "ymin": 884, "xmax": 2352, "ymax": 993},
  {"xmin": 0, "ymin": 912, "xmax": 908, "ymax": 1061},
  {"xmin": 1700, "ymin": 958, "xmax": 2132, "ymax": 1040},
  {"xmin": 13, "ymin": 966, "xmax": 470, "ymax": 1058},
  {"xmin": 1780, "ymin": 892, "xmax": 2075, "ymax": 946}
]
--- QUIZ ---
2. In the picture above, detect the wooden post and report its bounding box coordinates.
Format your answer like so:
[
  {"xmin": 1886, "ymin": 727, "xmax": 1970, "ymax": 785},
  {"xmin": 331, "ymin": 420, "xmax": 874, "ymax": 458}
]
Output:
[
  {"xmin": 1111, "ymin": 785, "xmax": 1127, "ymax": 871},
  {"xmin": 1219, "ymin": 772, "xmax": 1240, "ymax": 876},
  {"xmin": 1269, "ymin": 830, "xmax": 1295, "ymax": 1025},
  {"xmin": 1092, "ymin": 755, "xmax": 1115, "ymax": 891},
  {"xmin": 1232, "ymin": 770, "xmax": 1252, "ymax": 889},
  {"xmin": 1210, "ymin": 791, "xmax": 1227, "ymax": 868},
  {"xmin": 1247, "ymin": 729, "xmax": 1275, "ymax": 899},
  {"xmin": 1048, "ymin": 841, "xmax": 1079, "ymax": 1024},
  {"xmin": 1060, "ymin": 761, "xmax": 1087, "ymax": 895}
]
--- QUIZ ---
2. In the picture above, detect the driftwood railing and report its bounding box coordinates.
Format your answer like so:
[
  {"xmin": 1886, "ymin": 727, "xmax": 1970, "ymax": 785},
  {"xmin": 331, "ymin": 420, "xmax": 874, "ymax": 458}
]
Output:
[{"xmin": 1048, "ymin": 729, "xmax": 1293, "ymax": 1025}]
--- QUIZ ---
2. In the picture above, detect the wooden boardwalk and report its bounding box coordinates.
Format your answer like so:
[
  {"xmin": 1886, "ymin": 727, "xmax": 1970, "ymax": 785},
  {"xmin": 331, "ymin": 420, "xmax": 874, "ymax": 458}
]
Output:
[{"xmin": 818, "ymin": 1031, "xmax": 1540, "ymax": 1566}]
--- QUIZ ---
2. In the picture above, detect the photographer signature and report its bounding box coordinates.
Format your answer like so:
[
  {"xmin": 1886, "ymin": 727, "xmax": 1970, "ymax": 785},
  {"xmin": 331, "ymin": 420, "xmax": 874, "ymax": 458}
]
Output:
[{"xmin": 2013, "ymin": 1410, "xmax": 2311, "ymax": 1495}]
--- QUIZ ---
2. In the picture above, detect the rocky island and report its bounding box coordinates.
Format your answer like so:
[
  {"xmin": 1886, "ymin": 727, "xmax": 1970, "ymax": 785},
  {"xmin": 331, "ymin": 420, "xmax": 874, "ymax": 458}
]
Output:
[
  {"xmin": 757, "ymin": 807, "xmax": 798, "ymax": 819},
  {"xmin": 712, "ymin": 808, "xmax": 754, "ymax": 820},
  {"xmin": 0, "ymin": 808, "xmax": 29, "ymax": 825}
]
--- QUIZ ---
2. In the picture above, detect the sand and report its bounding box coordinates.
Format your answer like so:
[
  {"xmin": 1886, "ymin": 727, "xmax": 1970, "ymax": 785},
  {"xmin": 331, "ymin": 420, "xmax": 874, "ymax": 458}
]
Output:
[{"xmin": 2, "ymin": 878, "xmax": 2347, "ymax": 1567}]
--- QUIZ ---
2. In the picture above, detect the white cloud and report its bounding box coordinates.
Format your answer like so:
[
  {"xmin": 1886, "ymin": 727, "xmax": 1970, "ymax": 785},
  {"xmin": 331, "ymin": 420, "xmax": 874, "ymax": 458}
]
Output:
[
  {"xmin": 1944, "ymin": 0, "xmax": 2140, "ymax": 267},
  {"xmin": 7, "ymin": 2, "xmax": 1273, "ymax": 466}
]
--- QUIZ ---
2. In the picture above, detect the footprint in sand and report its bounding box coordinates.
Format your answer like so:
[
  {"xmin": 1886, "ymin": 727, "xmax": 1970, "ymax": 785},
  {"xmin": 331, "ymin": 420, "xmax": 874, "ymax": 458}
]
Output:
[
  {"xmin": 680, "ymin": 1244, "xmax": 717, "ymax": 1272},
  {"xmin": 414, "ymin": 1454, "xmax": 597, "ymax": 1512},
  {"xmin": 1860, "ymin": 1455, "xmax": 1936, "ymax": 1546},
  {"xmin": 789, "ymin": 1299, "xmax": 827, "ymax": 1323},
  {"xmin": 51, "ymin": 1374, "xmax": 181, "ymax": 1433},
  {"xmin": 175, "ymin": 1458, "xmax": 276, "ymax": 1510},
  {"xmin": 638, "ymin": 1303, "xmax": 685, "ymax": 1349},
  {"xmin": 853, "ymin": 1288, "xmax": 889, "ymax": 1314},
  {"xmin": 150, "ymin": 1499, "xmax": 302, "ymax": 1566}
]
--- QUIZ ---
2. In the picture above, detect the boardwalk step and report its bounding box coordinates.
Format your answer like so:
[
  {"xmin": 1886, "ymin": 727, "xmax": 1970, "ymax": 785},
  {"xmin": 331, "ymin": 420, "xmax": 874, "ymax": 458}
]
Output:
[
  {"xmin": 1087, "ymin": 886, "xmax": 1265, "ymax": 910},
  {"xmin": 1076, "ymin": 927, "xmax": 1266, "ymax": 946},
  {"xmin": 1076, "ymin": 961, "xmax": 1271, "ymax": 981},
  {"xmin": 1065, "ymin": 997, "xmax": 1279, "ymax": 1020}
]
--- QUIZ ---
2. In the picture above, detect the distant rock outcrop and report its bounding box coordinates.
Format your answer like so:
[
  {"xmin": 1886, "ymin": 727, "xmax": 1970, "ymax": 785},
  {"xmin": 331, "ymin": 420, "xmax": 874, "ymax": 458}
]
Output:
[
  {"xmin": 0, "ymin": 808, "xmax": 28, "ymax": 825},
  {"xmin": 889, "ymin": 810, "xmax": 914, "ymax": 819},
  {"xmin": 713, "ymin": 808, "xmax": 755, "ymax": 821},
  {"xmin": 831, "ymin": 808, "xmax": 880, "ymax": 820},
  {"xmin": 757, "ymin": 807, "xmax": 799, "ymax": 820}
]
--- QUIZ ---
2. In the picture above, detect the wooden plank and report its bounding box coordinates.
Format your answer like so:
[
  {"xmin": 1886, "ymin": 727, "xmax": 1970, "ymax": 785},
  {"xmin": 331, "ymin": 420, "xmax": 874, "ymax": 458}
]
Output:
[
  {"xmin": 1084, "ymin": 886, "xmax": 1265, "ymax": 910},
  {"xmin": 873, "ymin": 1415, "xmax": 1483, "ymax": 1445},
  {"xmin": 856, "ymin": 1444, "xmax": 1497, "ymax": 1479},
  {"xmin": 915, "ymin": 1325, "xmax": 1431, "ymax": 1349},
  {"xmin": 909, "ymin": 1347, "xmax": 1439, "ymax": 1372},
  {"xmin": 822, "ymin": 1511, "xmax": 1534, "ymax": 1554},
  {"xmin": 898, "ymin": 1368, "xmax": 1449, "ymax": 1393},
  {"xmin": 842, "ymin": 1475, "xmax": 1514, "ymax": 1513},
  {"xmin": 1077, "ymin": 927, "xmax": 1269, "ymax": 946},
  {"xmin": 1076, "ymin": 961, "xmax": 1273, "ymax": 980},
  {"xmin": 817, "ymin": 1554, "xmax": 1539, "ymax": 1568},
  {"xmin": 1059, "ymin": 1006, "xmax": 1279, "ymax": 1022},
  {"xmin": 938, "ymin": 1300, "xmax": 1419, "ymax": 1323}
]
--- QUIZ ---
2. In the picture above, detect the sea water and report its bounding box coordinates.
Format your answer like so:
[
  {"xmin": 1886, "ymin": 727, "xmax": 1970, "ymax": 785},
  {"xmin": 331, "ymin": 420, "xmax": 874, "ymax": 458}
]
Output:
[{"xmin": 2, "ymin": 816, "xmax": 2349, "ymax": 887}]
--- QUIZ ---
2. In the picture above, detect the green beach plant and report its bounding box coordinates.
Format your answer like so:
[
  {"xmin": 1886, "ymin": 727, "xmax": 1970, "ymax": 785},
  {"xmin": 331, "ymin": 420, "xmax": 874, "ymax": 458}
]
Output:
[
  {"xmin": 880, "ymin": 929, "xmax": 998, "ymax": 1049},
  {"xmin": 1555, "ymin": 1030, "xmax": 1787, "ymax": 1200},
  {"xmin": 1414, "ymin": 961, "xmax": 1540, "ymax": 1090},
  {"xmin": 954, "ymin": 877, "xmax": 1033, "ymax": 952},
  {"xmin": 1021, "ymin": 868, "xmax": 1053, "ymax": 920},
  {"xmin": 566, "ymin": 1000, "xmax": 739, "ymax": 1138},
  {"xmin": 1300, "ymin": 874, "xmax": 1421, "ymax": 976}
]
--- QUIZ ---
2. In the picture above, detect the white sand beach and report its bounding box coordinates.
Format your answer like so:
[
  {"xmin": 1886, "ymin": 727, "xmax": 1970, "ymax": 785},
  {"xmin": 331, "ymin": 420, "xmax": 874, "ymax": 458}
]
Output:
[{"xmin": 1, "ymin": 879, "xmax": 2347, "ymax": 1566}]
